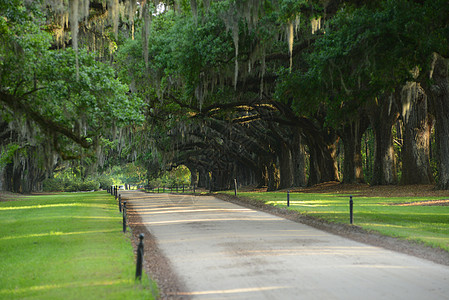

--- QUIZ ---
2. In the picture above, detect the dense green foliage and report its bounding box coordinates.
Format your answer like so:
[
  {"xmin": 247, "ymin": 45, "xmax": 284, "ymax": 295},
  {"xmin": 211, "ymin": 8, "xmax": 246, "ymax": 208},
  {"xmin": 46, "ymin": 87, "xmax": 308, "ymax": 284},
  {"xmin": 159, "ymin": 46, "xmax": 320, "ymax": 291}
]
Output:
[
  {"xmin": 0, "ymin": 0, "xmax": 145, "ymax": 192},
  {"xmin": 1, "ymin": 0, "xmax": 449, "ymax": 192}
]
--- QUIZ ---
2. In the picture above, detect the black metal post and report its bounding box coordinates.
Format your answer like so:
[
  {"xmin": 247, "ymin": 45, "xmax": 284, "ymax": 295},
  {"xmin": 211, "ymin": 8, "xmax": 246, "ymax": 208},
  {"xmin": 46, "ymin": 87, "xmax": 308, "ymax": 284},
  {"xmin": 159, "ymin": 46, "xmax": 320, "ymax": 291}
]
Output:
[
  {"xmin": 350, "ymin": 195, "xmax": 354, "ymax": 225},
  {"xmin": 193, "ymin": 184, "xmax": 196, "ymax": 194},
  {"xmin": 118, "ymin": 194, "xmax": 122, "ymax": 212},
  {"xmin": 182, "ymin": 184, "xmax": 185, "ymax": 193},
  {"xmin": 176, "ymin": 185, "xmax": 178, "ymax": 193},
  {"xmin": 135, "ymin": 233, "xmax": 144, "ymax": 280},
  {"xmin": 287, "ymin": 190, "xmax": 290, "ymax": 207},
  {"xmin": 122, "ymin": 201, "xmax": 127, "ymax": 233},
  {"xmin": 234, "ymin": 178, "xmax": 238, "ymax": 197}
]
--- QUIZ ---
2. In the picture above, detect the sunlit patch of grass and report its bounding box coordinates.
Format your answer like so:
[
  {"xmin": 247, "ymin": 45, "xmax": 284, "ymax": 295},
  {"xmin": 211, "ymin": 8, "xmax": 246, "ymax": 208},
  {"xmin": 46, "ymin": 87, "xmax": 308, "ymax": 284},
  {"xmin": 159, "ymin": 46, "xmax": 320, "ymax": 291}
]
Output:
[
  {"xmin": 0, "ymin": 192, "xmax": 157, "ymax": 300},
  {"xmin": 227, "ymin": 191, "xmax": 449, "ymax": 252}
]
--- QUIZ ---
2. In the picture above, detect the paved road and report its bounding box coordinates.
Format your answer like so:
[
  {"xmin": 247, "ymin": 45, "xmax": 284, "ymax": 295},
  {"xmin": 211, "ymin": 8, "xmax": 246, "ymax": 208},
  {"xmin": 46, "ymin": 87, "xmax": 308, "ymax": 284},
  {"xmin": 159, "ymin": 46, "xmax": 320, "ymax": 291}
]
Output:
[{"xmin": 122, "ymin": 191, "xmax": 449, "ymax": 299}]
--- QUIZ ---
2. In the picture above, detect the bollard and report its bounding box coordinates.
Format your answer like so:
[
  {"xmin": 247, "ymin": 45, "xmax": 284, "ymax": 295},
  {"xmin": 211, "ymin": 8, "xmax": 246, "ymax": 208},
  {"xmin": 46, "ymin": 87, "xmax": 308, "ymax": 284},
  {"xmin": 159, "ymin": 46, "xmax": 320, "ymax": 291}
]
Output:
[
  {"xmin": 287, "ymin": 190, "xmax": 290, "ymax": 207},
  {"xmin": 349, "ymin": 195, "xmax": 353, "ymax": 225},
  {"xmin": 135, "ymin": 233, "xmax": 144, "ymax": 280},
  {"xmin": 234, "ymin": 178, "xmax": 238, "ymax": 197},
  {"xmin": 182, "ymin": 184, "xmax": 185, "ymax": 193},
  {"xmin": 193, "ymin": 184, "xmax": 196, "ymax": 194},
  {"xmin": 122, "ymin": 201, "xmax": 127, "ymax": 233},
  {"xmin": 118, "ymin": 194, "xmax": 122, "ymax": 212}
]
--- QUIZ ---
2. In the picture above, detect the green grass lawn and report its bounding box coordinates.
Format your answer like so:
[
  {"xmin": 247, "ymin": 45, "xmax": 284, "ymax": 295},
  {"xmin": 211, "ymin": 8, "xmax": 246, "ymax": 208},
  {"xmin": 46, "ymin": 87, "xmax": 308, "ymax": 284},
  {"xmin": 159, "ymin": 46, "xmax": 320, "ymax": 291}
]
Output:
[
  {"xmin": 0, "ymin": 192, "xmax": 157, "ymax": 300},
  {"xmin": 232, "ymin": 191, "xmax": 449, "ymax": 252}
]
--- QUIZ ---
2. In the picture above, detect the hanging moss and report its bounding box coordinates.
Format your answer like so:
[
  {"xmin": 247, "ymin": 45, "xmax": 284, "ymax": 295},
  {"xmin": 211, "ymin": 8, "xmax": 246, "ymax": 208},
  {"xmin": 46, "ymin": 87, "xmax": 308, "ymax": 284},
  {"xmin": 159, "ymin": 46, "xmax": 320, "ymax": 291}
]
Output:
[
  {"xmin": 311, "ymin": 17, "xmax": 321, "ymax": 34},
  {"xmin": 69, "ymin": 0, "xmax": 79, "ymax": 80},
  {"xmin": 142, "ymin": 1, "xmax": 151, "ymax": 69},
  {"xmin": 128, "ymin": 0, "xmax": 137, "ymax": 40},
  {"xmin": 287, "ymin": 22, "xmax": 294, "ymax": 72}
]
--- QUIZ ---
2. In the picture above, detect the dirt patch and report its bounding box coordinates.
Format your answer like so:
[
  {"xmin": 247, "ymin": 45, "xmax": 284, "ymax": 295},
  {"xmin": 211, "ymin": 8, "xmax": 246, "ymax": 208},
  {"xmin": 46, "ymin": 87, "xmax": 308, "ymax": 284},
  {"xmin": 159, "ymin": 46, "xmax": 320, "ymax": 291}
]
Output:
[
  {"xmin": 127, "ymin": 203, "xmax": 189, "ymax": 300},
  {"xmin": 213, "ymin": 192, "xmax": 449, "ymax": 267}
]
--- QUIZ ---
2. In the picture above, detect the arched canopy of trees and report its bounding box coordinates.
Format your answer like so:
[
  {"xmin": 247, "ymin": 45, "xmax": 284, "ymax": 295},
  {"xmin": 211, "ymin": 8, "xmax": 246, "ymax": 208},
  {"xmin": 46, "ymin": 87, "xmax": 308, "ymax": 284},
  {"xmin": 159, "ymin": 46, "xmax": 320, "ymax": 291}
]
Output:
[{"xmin": 1, "ymin": 0, "xmax": 449, "ymax": 192}]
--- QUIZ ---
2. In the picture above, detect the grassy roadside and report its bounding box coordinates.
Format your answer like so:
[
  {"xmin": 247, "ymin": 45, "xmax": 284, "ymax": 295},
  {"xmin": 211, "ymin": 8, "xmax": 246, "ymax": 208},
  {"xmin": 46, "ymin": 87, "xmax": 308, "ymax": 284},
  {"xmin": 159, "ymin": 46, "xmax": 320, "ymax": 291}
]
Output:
[
  {"xmin": 229, "ymin": 191, "xmax": 449, "ymax": 252},
  {"xmin": 0, "ymin": 192, "xmax": 157, "ymax": 300}
]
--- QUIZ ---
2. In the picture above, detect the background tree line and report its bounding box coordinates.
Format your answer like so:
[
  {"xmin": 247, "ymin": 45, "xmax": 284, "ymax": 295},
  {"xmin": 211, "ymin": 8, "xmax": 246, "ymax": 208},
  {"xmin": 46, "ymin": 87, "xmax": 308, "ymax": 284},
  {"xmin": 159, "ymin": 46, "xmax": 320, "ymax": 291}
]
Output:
[{"xmin": 1, "ymin": 0, "xmax": 448, "ymax": 193}]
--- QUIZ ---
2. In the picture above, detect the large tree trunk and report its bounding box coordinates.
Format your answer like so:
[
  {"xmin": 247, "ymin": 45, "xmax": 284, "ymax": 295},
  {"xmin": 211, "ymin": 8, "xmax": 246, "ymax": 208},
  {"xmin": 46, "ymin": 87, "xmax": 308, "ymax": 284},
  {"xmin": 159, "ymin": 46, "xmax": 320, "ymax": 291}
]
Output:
[
  {"xmin": 340, "ymin": 114, "xmax": 369, "ymax": 183},
  {"xmin": 197, "ymin": 167, "xmax": 208, "ymax": 188},
  {"xmin": 257, "ymin": 155, "xmax": 269, "ymax": 188},
  {"xmin": 278, "ymin": 141, "xmax": 294, "ymax": 189},
  {"xmin": 367, "ymin": 95, "xmax": 400, "ymax": 185},
  {"xmin": 400, "ymin": 83, "xmax": 434, "ymax": 185},
  {"xmin": 423, "ymin": 53, "xmax": 449, "ymax": 189},
  {"xmin": 292, "ymin": 130, "xmax": 307, "ymax": 187},
  {"xmin": 0, "ymin": 166, "xmax": 4, "ymax": 191},
  {"xmin": 188, "ymin": 166, "xmax": 198, "ymax": 186},
  {"xmin": 267, "ymin": 159, "xmax": 280, "ymax": 191},
  {"xmin": 306, "ymin": 133, "xmax": 339, "ymax": 186},
  {"xmin": 211, "ymin": 168, "xmax": 232, "ymax": 191}
]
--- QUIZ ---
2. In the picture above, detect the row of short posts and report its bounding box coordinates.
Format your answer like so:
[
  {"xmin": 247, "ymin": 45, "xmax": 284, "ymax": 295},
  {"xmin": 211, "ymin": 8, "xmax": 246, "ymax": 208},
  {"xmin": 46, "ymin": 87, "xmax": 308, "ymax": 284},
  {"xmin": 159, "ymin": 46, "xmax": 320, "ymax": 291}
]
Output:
[
  {"xmin": 285, "ymin": 191, "xmax": 355, "ymax": 225},
  {"xmin": 108, "ymin": 185, "xmax": 118, "ymax": 197},
  {"xmin": 116, "ymin": 192, "xmax": 144, "ymax": 281},
  {"xmin": 107, "ymin": 185, "xmax": 133, "ymax": 194}
]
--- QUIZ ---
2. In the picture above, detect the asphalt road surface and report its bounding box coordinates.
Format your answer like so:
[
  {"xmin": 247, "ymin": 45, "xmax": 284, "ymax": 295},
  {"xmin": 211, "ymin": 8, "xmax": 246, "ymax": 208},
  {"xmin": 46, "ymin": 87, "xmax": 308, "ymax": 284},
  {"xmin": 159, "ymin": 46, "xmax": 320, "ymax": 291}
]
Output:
[{"xmin": 122, "ymin": 191, "xmax": 449, "ymax": 300}]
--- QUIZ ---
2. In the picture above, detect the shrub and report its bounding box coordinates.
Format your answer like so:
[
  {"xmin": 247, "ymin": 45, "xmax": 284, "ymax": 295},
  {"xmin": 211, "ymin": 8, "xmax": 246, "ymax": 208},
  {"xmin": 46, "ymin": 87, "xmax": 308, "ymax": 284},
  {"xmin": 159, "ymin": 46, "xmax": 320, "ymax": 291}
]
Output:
[
  {"xmin": 79, "ymin": 180, "xmax": 100, "ymax": 191},
  {"xmin": 97, "ymin": 175, "xmax": 114, "ymax": 190},
  {"xmin": 43, "ymin": 178, "xmax": 64, "ymax": 192}
]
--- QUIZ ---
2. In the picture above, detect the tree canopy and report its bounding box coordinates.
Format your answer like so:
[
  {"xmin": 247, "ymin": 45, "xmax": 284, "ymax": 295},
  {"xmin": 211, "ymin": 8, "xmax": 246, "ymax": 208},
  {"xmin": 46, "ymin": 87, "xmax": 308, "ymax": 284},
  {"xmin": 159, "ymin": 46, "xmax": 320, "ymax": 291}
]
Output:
[{"xmin": 1, "ymin": 0, "xmax": 449, "ymax": 192}]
